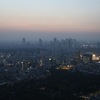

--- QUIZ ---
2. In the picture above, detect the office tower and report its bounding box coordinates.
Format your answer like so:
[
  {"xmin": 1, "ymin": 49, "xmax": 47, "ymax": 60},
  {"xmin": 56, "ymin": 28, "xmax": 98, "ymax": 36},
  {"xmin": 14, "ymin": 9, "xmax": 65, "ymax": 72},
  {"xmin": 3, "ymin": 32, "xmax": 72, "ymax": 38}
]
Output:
[
  {"xmin": 39, "ymin": 38, "xmax": 43, "ymax": 47},
  {"xmin": 22, "ymin": 38, "xmax": 26, "ymax": 45}
]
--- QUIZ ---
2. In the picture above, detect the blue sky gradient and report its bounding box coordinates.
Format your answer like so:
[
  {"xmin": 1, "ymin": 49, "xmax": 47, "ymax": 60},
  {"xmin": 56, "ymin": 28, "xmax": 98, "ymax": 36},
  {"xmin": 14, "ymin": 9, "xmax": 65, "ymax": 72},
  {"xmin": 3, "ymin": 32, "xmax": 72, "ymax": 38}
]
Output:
[{"xmin": 0, "ymin": 0, "xmax": 100, "ymax": 41}]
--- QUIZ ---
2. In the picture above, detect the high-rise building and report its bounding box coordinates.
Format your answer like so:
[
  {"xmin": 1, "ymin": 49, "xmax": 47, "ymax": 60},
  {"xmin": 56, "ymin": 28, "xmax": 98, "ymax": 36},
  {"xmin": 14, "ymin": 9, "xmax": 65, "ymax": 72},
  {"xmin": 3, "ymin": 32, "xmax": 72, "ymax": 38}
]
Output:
[
  {"xmin": 39, "ymin": 38, "xmax": 43, "ymax": 47},
  {"xmin": 68, "ymin": 38, "xmax": 72, "ymax": 48},
  {"xmin": 22, "ymin": 38, "xmax": 26, "ymax": 45},
  {"xmin": 53, "ymin": 38, "xmax": 57, "ymax": 43}
]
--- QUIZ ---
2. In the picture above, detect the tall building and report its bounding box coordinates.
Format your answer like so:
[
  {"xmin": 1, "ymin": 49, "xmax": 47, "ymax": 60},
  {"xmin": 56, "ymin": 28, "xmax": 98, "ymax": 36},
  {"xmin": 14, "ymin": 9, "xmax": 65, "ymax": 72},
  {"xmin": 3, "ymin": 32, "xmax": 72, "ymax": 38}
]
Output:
[
  {"xmin": 22, "ymin": 38, "xmax": 26, "ymax": 44},
  {"xmin": 22, "ymin": 38, "xmax": 26, "ymax": 45},
  {"xmin": 39, "ymin": 38, "xmax": 43, "ymax": 47},
  {"xmin": 75, "ymin": 51, "xmax": 83, "ymax": 63},
  {"xmin": 53, "ymin": 38, "xmax": 57, "ymax": 43},
  {"xmin": 68, "ymin": 38, "xmax": 72, "ymax": 48}
]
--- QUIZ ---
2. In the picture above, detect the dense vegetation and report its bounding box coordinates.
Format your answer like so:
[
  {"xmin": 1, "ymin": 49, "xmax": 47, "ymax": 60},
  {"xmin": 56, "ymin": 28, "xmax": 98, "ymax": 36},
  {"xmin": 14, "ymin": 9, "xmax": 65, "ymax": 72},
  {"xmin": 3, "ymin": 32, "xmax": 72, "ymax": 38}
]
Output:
[{"xmin": 0, "ymin": 70, "xmax": 100, "ymax": 100}]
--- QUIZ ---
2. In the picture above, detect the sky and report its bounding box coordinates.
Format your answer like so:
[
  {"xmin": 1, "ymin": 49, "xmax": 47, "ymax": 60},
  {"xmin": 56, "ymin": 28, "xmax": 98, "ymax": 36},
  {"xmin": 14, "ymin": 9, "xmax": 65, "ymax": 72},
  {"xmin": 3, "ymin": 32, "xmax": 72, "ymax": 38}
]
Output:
[{"xmin": 0, "ymin": 0, "xmax": 100, "ymax": 41}]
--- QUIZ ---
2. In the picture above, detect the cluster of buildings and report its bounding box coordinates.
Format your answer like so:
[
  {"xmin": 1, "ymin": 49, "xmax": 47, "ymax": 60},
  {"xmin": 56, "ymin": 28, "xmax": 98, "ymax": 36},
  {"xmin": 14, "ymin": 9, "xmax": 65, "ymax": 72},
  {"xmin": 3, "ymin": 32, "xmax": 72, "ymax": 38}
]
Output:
[
  {"xmin": 71, "ymin": 51, "xmax": 100, "ymax": 74},
  {"xmin": 73, "ymin": 51, "xmax": 100, "ymax": 64},
  {"xmin": 0, "ymin": 38, "xmax": 100, "ymax": 84},
  {"xmin": 1, "ymin": 37, "xmax": 100, "ymax": 49},
  {"xmin": 82, "ymin": 52, "xmax": 100, "ymax": 63},
  {"xmin": 0, "ymin": 50, "xmax": 52, "ymax": 84}
]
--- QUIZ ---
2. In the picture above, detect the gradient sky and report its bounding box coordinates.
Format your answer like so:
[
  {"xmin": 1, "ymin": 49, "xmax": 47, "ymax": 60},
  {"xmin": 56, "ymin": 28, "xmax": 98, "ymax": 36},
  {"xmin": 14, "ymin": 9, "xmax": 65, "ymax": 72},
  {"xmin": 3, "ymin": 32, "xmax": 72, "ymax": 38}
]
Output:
[{"xmin": 0, "ymin": 0, "xmax": 100, "ymax": 41}]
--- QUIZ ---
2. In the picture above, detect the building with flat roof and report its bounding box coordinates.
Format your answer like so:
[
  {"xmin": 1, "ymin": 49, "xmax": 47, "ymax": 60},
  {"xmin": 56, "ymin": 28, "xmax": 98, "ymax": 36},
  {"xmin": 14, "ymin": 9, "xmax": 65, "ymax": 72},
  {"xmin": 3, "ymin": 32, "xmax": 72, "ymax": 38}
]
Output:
[{"xmin": 82, "ymin": 52, "xmax": 100, "ymax": 63}]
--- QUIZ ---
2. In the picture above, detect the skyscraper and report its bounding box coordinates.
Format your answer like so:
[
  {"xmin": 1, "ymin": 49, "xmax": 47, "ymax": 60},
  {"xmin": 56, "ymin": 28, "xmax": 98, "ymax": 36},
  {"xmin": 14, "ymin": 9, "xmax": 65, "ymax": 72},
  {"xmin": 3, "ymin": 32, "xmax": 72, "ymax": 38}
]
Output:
[{"xmin": 22, "ymin": 38, "xmax": 26, "ymax": 45}]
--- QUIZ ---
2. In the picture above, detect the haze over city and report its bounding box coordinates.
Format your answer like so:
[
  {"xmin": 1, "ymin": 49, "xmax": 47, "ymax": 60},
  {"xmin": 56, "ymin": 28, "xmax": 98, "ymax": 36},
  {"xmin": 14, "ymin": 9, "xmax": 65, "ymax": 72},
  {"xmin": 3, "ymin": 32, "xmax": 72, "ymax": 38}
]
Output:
[
  {"xmin": 1, "ymin": 1, "xmax": 100, "ymax": 100},
  {"xmin": 0, "ymin": 0, "xmax": 100, "ymax": 41}
]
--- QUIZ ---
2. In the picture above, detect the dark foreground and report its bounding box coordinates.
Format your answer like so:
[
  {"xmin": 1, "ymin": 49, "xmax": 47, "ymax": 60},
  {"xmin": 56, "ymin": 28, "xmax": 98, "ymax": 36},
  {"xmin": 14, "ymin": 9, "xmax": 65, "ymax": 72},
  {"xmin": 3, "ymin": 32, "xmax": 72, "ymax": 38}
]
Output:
[{"xmin": 0, "ymin": 70, "xmax": 100, "ymax": 100}]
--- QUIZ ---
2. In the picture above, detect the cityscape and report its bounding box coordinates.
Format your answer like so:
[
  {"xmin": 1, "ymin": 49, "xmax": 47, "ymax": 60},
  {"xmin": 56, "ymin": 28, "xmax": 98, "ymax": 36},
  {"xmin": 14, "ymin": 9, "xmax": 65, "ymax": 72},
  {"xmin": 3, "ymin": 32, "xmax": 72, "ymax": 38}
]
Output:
[
  {"xmin": 0, "ymin": 38, "xmax": 100, "ymax": 100},
  {"xmin": 0, "ymin": 0, "xmax": 100, "ymax": 100}
]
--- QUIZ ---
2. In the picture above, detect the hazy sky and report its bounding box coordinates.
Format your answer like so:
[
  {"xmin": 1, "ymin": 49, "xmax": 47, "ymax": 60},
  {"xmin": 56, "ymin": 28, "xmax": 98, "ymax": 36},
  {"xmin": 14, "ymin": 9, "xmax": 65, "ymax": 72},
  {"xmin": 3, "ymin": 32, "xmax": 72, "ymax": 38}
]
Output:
[{"xmin": 0, "ymin": 0, "xmax": 100, "ymax": 41}]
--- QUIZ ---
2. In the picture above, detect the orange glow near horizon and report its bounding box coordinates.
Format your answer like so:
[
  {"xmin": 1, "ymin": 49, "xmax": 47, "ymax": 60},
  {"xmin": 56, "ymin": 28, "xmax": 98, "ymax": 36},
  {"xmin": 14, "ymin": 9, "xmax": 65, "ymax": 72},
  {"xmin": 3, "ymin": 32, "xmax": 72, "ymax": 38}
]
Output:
[
  {"xmin": 0, "ymin": 19, "xmax": 100, "ymax": 33},
  {"xmin": 0, "ymin": 0, "xmax": 100, "ymax": 33}
]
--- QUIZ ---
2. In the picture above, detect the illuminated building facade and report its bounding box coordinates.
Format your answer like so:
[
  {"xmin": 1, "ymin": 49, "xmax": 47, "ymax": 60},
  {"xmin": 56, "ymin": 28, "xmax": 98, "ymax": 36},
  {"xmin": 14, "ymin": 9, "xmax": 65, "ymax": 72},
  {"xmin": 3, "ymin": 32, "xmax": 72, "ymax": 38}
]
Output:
[{"xmin": 82, "ymin": 52, "xmax": 100, "ymax": 63}]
